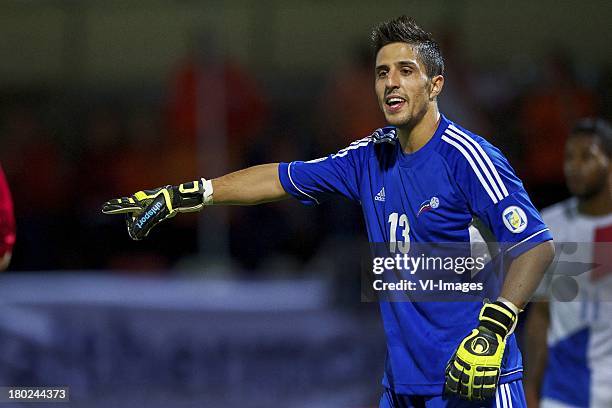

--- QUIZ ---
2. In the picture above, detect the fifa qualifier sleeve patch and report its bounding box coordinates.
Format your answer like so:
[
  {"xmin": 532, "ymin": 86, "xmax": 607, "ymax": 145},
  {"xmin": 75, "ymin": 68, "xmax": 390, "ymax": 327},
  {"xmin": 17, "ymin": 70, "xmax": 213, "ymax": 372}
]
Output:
[{"xmin": 502, "ymin": 206, "xmax": 528, "ymax": 234}]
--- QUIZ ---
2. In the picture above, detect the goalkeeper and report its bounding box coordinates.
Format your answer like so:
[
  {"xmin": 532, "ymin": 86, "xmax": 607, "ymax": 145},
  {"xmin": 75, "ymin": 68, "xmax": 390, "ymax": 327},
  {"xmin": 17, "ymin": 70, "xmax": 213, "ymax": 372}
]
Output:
[{"xmin": 104, "ymin": 16, "xmax": 554, "ymax": 407}]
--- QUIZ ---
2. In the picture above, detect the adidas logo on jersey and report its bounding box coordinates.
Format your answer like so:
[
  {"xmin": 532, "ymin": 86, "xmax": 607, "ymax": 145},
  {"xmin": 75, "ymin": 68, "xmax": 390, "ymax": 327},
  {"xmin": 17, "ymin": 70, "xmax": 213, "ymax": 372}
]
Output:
[{"xmin": 375, "ymin": 188, "xmax": 386, "ymax": 202}]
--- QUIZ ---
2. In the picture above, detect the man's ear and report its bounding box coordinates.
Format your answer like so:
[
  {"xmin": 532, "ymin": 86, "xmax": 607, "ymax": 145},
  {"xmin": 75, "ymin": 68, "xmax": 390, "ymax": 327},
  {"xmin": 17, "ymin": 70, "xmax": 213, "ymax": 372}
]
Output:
[{"xmin": 429, "ymin": 75, "xmax": 444, "ymax": 100}]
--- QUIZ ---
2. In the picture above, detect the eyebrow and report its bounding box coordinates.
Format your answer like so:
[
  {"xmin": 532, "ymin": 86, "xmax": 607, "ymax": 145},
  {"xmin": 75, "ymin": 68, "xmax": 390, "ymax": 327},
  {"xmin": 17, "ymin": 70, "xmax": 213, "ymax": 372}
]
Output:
[
  {"xmin": 375, "ymin": 60, "xmax": 418, "ymax": 71},
  {"xmin": 397, "ymin": 60, "xmax": 418, "ymax": 68}
]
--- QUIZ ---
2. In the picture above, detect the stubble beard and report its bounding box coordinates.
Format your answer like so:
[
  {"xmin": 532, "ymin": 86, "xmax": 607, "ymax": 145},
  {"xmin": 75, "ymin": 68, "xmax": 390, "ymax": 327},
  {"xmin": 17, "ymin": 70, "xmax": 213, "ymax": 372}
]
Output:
[{"xmin": 387, "ymin": 100, "xmax": 429, "ymax": 133}]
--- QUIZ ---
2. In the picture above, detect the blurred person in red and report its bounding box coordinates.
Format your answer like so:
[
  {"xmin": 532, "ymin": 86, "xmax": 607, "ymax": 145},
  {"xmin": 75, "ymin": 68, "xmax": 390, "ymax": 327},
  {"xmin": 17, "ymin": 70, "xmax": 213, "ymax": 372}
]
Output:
[
  {"xmin": 0, "ymin": 163, "xmax": 15, "ymax": 270},
  {"xmin": 520, "ymin": 51, "xmax": 597, "ymax": 206}
]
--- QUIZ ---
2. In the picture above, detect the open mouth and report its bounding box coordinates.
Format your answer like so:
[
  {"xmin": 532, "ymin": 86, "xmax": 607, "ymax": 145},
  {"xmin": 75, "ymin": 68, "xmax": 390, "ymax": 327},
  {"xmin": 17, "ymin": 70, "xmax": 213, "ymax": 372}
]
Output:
[
  {"xmin": 385, "ymin": 95, "xmax": 406, "ymax": 113},
  {"xmin": 385, "ymin": 96, "xmax": 406, "ymax": 112}
]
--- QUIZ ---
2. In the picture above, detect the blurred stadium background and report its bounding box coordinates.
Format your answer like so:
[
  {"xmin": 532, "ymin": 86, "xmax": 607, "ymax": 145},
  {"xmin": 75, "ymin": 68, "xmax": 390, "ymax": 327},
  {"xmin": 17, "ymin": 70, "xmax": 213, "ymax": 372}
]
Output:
[{"xmin": 0, "ymin": 0, "xmax": 610, "ymax": 406}]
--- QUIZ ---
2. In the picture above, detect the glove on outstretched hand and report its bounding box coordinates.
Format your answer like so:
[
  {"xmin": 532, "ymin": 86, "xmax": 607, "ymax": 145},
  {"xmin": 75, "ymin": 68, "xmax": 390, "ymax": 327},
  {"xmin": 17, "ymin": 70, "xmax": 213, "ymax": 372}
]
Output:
[{"xmin": 102, "ymin": 178, "xmax": 211, "ymax": 240}]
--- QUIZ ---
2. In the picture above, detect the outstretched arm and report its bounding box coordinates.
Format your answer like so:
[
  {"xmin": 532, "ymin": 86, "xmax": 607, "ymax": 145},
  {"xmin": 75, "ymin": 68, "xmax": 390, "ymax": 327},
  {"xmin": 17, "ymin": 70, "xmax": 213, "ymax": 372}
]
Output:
[
  {"xmin": 102, "ymin": 163, "xmax": 290, "ymax": 239},
  {"xmin": 211, "ymin": 163, "xmax": 289, "ymax": 205}
]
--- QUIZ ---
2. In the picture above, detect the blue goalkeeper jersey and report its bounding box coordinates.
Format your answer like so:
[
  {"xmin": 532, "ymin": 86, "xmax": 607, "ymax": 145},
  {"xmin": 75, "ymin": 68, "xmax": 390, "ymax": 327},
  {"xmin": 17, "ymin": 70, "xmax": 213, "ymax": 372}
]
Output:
[{"xmin": 278, "ymin": 114, "xmax": 552, "ymax": 395}]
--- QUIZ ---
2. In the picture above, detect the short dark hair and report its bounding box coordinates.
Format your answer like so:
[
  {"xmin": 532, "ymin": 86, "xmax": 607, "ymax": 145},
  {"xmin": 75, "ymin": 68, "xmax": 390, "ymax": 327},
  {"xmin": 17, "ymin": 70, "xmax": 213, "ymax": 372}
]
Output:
[
  {"xmin": 371, "ymin": 15, "xmax": 444, "ymax": 78},
  {"xmin": 570, "ymin": 117, "xmax": 612, "ymax": 156}
]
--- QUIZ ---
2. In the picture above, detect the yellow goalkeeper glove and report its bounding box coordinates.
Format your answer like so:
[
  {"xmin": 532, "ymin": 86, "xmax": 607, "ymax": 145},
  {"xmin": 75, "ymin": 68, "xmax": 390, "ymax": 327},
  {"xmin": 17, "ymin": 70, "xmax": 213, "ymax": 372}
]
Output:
[
  {"xmin": 444, "ymin": 300, "xmax": 519, "ymax": 401},
  {"xmin": 102, "ymin": 178, "xmax": 213, "ymax": 240}
]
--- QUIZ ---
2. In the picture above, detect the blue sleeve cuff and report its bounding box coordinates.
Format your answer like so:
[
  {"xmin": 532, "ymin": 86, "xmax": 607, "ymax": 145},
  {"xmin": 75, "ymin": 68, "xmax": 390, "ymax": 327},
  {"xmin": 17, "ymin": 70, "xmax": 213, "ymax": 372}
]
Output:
[{"xmin": 504, "ymin": 227, "xmax": 553, "ymax": 259}]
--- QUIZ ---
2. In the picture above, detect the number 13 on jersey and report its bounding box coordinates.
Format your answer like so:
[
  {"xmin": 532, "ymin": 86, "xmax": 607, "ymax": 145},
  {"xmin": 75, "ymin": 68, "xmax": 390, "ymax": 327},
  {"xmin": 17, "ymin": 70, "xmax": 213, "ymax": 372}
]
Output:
[{"xmin": 388, "ymin": 212, "xmax": 410, "ymax": 253}]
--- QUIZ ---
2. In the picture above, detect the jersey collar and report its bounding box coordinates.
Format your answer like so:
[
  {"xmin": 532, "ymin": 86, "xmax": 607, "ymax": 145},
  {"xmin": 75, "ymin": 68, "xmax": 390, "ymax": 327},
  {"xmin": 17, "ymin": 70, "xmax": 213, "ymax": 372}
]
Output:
[{"xmin": 396, "ymin": 114, "xmax": 449, "ymax": 167}]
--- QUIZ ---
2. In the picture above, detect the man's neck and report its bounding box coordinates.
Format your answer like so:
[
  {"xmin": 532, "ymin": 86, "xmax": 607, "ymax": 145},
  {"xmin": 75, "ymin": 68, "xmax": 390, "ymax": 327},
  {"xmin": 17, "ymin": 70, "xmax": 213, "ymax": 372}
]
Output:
[
  {"xmin": 577, "ymin": 179, "xmax": 612, "ymax": 216},
  {"xmin": 397, "ymin": 106, "xmax": 441, "ymax": 154}
]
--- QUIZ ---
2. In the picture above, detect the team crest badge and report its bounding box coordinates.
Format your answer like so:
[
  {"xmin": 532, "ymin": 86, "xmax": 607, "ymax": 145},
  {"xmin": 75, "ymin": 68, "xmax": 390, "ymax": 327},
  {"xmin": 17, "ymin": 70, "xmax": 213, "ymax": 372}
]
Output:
[
  {"xmin": 502, "ymin": 206, "xmax": 527, "ymax": 233},
  {"xmin": 417, "ymin": 196, "xmax": 439, "ymax": 217}
]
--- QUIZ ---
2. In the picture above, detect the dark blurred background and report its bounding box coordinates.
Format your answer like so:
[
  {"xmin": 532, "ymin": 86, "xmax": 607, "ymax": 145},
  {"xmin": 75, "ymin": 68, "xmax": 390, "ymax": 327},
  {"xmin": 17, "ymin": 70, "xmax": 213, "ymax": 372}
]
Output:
[{"xmin": 0, "ymin": 1, "xmax": 610, "ymax": 406}]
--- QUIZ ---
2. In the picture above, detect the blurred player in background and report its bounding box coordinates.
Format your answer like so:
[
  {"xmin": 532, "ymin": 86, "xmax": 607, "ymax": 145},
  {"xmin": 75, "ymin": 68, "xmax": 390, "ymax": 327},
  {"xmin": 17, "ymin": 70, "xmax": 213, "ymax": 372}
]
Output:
[
  {"xmin": 103, "ymin": 16, "xmax": 555, "ymax": 407},
  {"xmin": 0, "ymin": 163, "xmax": 15, "ymax": 270},
  {"xmin": 524, "ymin": 118, "xmax": 612, "ymax": 408}
]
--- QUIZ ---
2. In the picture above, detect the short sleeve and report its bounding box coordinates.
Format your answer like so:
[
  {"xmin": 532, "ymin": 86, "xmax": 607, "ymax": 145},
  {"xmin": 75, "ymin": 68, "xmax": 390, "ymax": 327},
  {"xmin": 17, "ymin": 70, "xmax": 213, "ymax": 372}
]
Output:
[
  {"xmin": 452, "ymin": 137, "xmax": 552, "ymax": 259},
  {"xmin": 278, "ymin": 138, "xmax": 369, "ymax": 206},
  {"xmin": 477, "ymin": 191, "xmax": 552, "ymax": 259}
]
